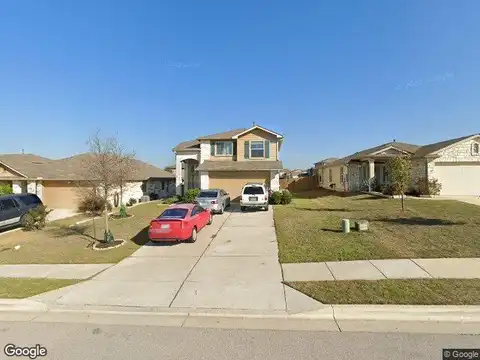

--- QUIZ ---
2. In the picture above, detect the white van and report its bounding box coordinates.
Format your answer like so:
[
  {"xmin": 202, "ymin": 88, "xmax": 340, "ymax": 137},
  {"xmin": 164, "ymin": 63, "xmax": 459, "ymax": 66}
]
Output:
[{"xmin": 240, "ymin": 183, "xmax": 269, "ymax": 211}]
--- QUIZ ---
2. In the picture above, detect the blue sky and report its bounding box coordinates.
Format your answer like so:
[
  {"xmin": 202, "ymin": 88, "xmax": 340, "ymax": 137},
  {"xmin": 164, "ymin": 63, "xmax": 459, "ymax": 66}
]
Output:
[{"xmin": 1, "ymin": 0, "xmax": 479, "ymax": 169}]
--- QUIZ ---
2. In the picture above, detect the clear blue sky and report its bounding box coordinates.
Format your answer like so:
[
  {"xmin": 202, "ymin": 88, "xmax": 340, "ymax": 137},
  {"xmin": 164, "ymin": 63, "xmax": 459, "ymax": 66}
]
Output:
[{"xmin": 1, "ymin": 0, "xmax": 479, "ymax": 169}]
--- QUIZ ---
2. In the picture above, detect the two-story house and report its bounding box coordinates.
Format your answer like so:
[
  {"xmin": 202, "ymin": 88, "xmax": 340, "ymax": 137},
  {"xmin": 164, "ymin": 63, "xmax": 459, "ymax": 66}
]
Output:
[{"xmin": 172, "ymin": 124, "xmax": 284, "ymax": 199}]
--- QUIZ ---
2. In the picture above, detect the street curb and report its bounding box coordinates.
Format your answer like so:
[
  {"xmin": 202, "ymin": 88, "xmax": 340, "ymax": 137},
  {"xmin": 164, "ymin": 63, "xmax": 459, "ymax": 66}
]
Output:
[
  {"xmin": 2, "ymin": 302, "xmax": 480, "ymax": 322},
  {"xmin": 0, "ymin": 299, "xmax": 48, "ymax": 312}
]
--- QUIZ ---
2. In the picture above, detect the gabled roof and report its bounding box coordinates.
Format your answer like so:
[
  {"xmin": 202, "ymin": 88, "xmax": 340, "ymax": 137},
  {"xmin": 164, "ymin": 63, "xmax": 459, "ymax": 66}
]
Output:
[
  {"xmin": 173, "ymin": 125, "xmax": 283, "ymax": 152},
  {"xmin": 314, "ymin": 157, "xmax": 338, "ymax": 166},
  {"xmin": 328, "ymin": 141, "xmax": 420, "ymax": 166},
  {"xmin": 0, "ymin": 153, "xmax": 174, "ymax": 180},
  {"xmin": 412, "ymin": 134, "xmax": 479, "ymax": 158},
  {"xmin": 231, "ymin": 125, "xmax": 283, "ymax": 139}
]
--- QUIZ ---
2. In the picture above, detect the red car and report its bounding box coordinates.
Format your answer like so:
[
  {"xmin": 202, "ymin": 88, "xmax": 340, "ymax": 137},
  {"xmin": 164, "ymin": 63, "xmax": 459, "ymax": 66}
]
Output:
[{"xmin": 148, "ymin": 203, "xmax": 213, "ymax": 243}]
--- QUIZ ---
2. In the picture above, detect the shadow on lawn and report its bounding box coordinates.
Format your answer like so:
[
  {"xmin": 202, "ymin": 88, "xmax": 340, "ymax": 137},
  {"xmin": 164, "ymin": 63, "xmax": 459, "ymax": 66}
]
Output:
[
  {"xmin": 292, "ymin": 189, "xmax": 359, "ymax": 199},
  {"xmin": 321, "ymin": 228, "xmax": 343, "ymax": 233},
  {"xmin": 376, "ymin": 217, "xmax": 466, "ymax": 226},
  {"xmin": 49, "ymin": 224, "xmax": 98, "ymax": 241},
  {"xmin": 297, "ymin": 207, "xmax": 353, "ymax": 212}
]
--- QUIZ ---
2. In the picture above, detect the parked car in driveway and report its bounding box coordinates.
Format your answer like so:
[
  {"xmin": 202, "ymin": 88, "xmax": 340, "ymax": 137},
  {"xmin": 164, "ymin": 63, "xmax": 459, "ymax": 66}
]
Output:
[
  {"xmin": 148, "ymin": 203, "xmax": 213, "ymax": 243},
  {"xmin": 240, "ymin": 183, "xmax": 269, "ymax": 212},
  {"xmin": 195, "ymin": 189, "xmax": 230, "ymax": 214},
  {"xmin": 0, "ymin": 193, "xmax": 43, "ymax": 230}
]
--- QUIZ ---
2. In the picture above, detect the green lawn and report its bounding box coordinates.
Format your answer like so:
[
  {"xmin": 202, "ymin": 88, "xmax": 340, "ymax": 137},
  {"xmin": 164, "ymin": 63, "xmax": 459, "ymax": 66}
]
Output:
[
  {"xmin": 0, "ymin": 278, "xmax": 80, "ymax": 299},
  {"xmin": 288, "ymin": 279, "xmax": 480, "ymax": 305},
  {"xmin": 0, "ymin": 202, "xmax": 168, "ymax": 264},
  {"xmin": 274, "ymin": 189, "xmax": 480, "ymax": 263}
]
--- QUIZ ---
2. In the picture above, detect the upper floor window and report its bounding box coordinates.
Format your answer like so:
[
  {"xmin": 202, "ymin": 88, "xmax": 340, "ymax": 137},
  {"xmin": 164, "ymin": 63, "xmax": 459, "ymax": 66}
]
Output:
[
  {"xmin": 250, "ymin": 141, "xmax": 264, "ymax": 158},
  {"xmin": 473, "ymin": 142, "xmax": 479, "ymax": 155},
  {"xmin": 213, "ymin": 141, "xmax": 233, "ymax": 156}
]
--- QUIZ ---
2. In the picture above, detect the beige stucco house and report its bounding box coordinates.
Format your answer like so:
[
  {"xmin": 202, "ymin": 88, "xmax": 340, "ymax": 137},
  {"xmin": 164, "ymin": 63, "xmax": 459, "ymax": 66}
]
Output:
[
  {"xmin": 173, "ymin": 124, "xmax": 284, "ymax": 199},
  {"xmin": 314, "ymin": 133, "xmax": 480, "ymax": 196},
  {"xmin": 0, "ymin": 153, "xmax": 175, "ymax": 210}
]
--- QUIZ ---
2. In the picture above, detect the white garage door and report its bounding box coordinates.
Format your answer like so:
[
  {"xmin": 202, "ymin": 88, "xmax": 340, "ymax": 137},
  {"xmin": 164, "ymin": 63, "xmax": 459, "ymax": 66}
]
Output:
[{"xmin": 434, "ymin": 163, "xmax": 480, "ymax": 196}]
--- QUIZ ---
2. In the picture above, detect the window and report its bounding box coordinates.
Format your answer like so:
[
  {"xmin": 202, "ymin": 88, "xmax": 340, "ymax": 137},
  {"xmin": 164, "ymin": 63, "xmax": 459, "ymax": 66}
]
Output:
[
  {"xmin": 340, "ymin": 167, "xmax": 344, "ymax": 183},
  {"xmin": 250, "ymin": 141, "xmax": 264, "ymax": 158},
  {"xmin": 0, "ymin": 199, "xmax": 17, "ymax": 211},
  {"xmin": 198, "ymin": 191, "xmax": 218, "ymax": 198},
  {"xmin": 191, "ymin": 205, "xmax": 204, "ymax": 216},
  {"xmin": 214, "ymin": 141, "xmax": 233, "ymax": 156},
  {"xmin": 473, "ymin": 143, "xmax": 480, "ymax": 155},
  {"xmin": 159, "ymin": 208, "xmax": 188, "ymax": 219},
  {"xmin": 243, "ymin": 186, "xmax": 264, "ymax": 195},
  {"xmin": 19, "ymin": 194, "xmax": 41, "ymax": 206},
  {"xmin": 328, "ymin": 169, "xmax": 333, "ymax": 182}
]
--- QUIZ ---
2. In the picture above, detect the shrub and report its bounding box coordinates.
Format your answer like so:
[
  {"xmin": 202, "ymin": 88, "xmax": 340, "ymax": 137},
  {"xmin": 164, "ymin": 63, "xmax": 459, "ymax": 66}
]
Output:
[
  {"xmin": 0, "ymin": 184, "xmax": 13, "ymax": 195},
  {"xmin": 373, "ymin": 183, "xmax": 383, "ymax": 192},
  {"xmin": 415, "ymin": 177, "xmax": 442, "ymax": 196},
  {"xmin": 164, "ymin": 196, "xmax": 180, "ymax": 204},
  {"xmin": 270, "ymin": 191, "xmax": 282, "ymax": 205},
  {"xmin": 23, "ymin": 205, "xmax": 52, "ymax": 231},
  {"xmin": 78, "ymin": 194, "xmax": 112, "ymax": 215},
  {"xmin": 184, "ymin": 188, "xmax": 201, "ymax": 203},
  {"xmin": 149, "ymin": 192, "xmax": 159, "ymax": 200},
  {"xmin": 280, "ymin": 189, "xmax": 292, "ymax": 204},
  {"xmin": 119, "ymin": 205, "xmax": 128, "ymax": 218},
  {"xmin": 382, "ymin": 184, "xmax": 402, "ymax": 196}
]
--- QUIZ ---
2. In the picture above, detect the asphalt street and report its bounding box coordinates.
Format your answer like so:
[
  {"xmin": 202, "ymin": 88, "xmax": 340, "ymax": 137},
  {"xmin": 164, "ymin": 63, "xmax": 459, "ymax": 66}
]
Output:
[{"xmin": 1, "ymin": 321, "xmax": 479, "ymax": 360}]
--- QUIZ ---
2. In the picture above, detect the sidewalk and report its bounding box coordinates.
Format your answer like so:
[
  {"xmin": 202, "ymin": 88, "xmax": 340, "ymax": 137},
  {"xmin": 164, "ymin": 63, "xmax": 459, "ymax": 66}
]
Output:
[
  {"xmin": 282, "ymin": 258, "xmax": 480, "ymax": 281},
  {"xmin": 0, "ymin": 264, "xmax": 113, "ymax": 279}
]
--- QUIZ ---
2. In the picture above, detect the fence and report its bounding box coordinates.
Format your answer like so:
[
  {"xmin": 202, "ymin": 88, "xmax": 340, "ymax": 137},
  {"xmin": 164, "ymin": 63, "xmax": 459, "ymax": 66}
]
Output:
[{"xmin": 280, "ymin": 175, "xmax": 318, "ymax": 193}]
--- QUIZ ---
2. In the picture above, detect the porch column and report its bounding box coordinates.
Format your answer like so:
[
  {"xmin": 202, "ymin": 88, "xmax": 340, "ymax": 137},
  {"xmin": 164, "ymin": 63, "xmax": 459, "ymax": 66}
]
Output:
[
  {"xmin": 368, "ymin": 159, "xmax": 375, "ymax": 192},
  {"xmin": 200, "ymin": 171, "xmax": 209, "ymax": 190},
  {"xmin": 270, "ymin": 170, "xmax": 280, "ymax": 191},
  {"xmin": 175, "ymin": 157, "xmax": 183, "ymax": 196}
]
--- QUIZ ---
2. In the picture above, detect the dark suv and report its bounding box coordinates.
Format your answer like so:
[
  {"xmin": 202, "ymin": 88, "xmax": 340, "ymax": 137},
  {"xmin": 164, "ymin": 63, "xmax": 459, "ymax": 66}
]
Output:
[{"xmin": 0, "ymin": 193, "xmax": 43, "ymax": 230}]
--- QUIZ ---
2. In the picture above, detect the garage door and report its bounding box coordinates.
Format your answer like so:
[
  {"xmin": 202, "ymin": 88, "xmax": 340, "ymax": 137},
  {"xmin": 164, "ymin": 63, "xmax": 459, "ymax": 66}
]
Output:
[
  {"xmin": 42, "ymin": 181, "xmax": 87, "ymax": 209},
  {"xmin": 209, "ymin": 171, "xmax": 270, "ymax": 200},
  {"xmin": 434, "ymin": 164, "xmax": 480, "ymax": 196}
]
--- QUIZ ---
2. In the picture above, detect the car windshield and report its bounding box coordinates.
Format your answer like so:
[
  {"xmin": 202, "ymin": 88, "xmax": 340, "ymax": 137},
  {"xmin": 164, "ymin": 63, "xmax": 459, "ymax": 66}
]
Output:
[
  {"xmin": 20, "ymin": 194, "xmax": 41, "ymax": 205},
  {"xmin": 243, "ymin": 186, "xmax": 264, "ymax": 195},
  {"xmin": 159, "ymin": 208, "xmax": 188, "ymax": 219},
  {"xmin": 198, "ymin": 191, "xmax": 218, "ymax": 198}
]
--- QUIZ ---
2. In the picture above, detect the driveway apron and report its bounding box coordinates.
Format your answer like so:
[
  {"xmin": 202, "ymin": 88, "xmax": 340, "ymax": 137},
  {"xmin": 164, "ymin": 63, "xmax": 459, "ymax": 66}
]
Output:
[{"xmin": 38, "ymin": 205, "xmax": 286, "ymax": 311}]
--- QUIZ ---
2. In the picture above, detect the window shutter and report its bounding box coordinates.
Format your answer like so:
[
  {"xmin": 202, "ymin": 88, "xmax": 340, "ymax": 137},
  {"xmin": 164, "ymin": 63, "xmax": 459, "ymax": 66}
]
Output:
[
  {"xmin": 210, "ymin": 143, "xmax": 215, "ymax": 156},
  {"xmin": 264, "ymin": 140, "xmax": 270, "ymax": 158},
  {"xmin": 233, "ymin": 141, "xmax": 237, "ymax": 156},
  {"xmin": 244, "ymin": 141, "xmax": 250, "ymax": 159}
]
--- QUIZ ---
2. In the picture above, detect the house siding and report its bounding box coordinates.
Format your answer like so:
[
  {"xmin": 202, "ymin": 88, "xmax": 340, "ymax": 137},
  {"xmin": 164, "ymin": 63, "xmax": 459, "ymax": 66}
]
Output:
[
  {"xmin": 237, "ymin": 129, "xmax": 278, "ymax": 161},
  {"xmin": 411, "ymin": 159, "xmax": 427, "ymax": 183},
  {"xmin": 321, "ymin": 164, "xmax": 347, "ymax": 191},
  {"xmin": 0, "ymin": 164, "xmax": 21, "ymax": 178}
]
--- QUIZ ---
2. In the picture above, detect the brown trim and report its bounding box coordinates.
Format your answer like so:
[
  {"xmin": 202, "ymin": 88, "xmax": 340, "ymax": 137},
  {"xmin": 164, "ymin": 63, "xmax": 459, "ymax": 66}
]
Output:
[{"xmin": 0, "ymin": 161, "xmax": 27, "ymax": 178}]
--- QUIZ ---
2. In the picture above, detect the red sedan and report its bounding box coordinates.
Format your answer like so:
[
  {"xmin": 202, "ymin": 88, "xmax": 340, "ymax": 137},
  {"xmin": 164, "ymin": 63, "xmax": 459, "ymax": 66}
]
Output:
[{"xmin": 148, "ymin": 203, "xmax": 213, "ymax": 243}]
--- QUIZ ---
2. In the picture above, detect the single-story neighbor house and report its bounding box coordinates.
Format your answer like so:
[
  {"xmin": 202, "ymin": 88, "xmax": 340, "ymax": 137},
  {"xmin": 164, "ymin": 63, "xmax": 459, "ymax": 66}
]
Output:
[
  {"xmin": 0, "ymin": 153, "xmax": 175, "ymax": 209},
  {"xmin": 172, "ymin": 124, "xmax": 284, "ymax": 199},
  {"xmin": 314, "ymin": 133, "xmax": 480, "ymax": 196}
]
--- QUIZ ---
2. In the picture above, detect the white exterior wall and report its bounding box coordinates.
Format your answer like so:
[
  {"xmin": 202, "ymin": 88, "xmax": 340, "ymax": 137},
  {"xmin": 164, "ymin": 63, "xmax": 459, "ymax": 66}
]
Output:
[
  {"xmin": 200, "ymin": 171, "xmax": 209, "ymax": 189},
  {"xmin": 36, "ymin": 181, "xmax": 43, "ymax": 200},
  {"xmin": 27, "ymin": 181, "xmax": 36, "ymax": 194},
  {"xmin": 146, "ymin": 179, "xmax": 175, "ymax": 198},
  {"xmin": 175, "ymin": 152, "xmax": 200, "ymax": 195},
  {"xmin": 270, "ymin": 171, "xmax": 280, "ymax": 191},
  {"xmin": 428, "ymin": 137, "xmax": 480, "ymax": 195},
  {"xmin": 200, "ymin": 141, "xmax": 211, "ymax": 164},
  {"xmin": 12, "ymin": 181, "xmax": 22, "ymax": 194},
  {"xmin": 107, "ymin": 181, "xmax": 144, "ymax": 206}
]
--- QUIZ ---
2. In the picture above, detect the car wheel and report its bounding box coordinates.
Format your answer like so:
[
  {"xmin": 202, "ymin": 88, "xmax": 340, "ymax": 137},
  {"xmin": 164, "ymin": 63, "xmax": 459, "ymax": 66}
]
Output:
[
  {"xmin": 241, "ymin": 206, "xmax": 246, "ymax": 212},
  {"xmin": 219, "ymin": 203, "xmax": 224, "ymax": 214},
  {"xmin": 20, "ymin": 214, "xmax": 27, "ymax": 226},
  {"xmin": 263, "ymin": 205, "xmax": 269, "ymax": 211},
  {"xmin": 207, "ymin": 213, "xmax": 213, "ymax": 225},
  {"xmin": 188, "ymin": 227, "xmax": 197, "ymax": 243}
]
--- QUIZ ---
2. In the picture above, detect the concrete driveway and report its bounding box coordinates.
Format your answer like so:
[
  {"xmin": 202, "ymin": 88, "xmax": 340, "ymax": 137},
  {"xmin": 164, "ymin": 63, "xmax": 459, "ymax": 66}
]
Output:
[{"xmin": 36, "ymin": 204, "xmax": 320, "ymax": 312}]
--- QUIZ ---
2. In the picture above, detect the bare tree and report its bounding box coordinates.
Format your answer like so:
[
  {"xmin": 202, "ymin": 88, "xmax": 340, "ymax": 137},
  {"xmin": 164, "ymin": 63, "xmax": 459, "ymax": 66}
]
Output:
[{"xmin": 79, "ymin": 131, "xmax": 135, "ymax": 243}]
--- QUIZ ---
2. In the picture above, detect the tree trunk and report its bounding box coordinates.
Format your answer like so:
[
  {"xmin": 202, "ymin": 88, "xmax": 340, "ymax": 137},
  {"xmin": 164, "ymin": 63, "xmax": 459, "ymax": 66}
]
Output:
[
  {"xmin": 120, "ymin": 182, "xmax": 123, "ymax": 206},
  {"xmin": 401, "ymin": 193, "xmax": 405, "ymax": 211},
  {"xmin": 104, "ymin": 190, "xmax": 109, "ymax": 233}
]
